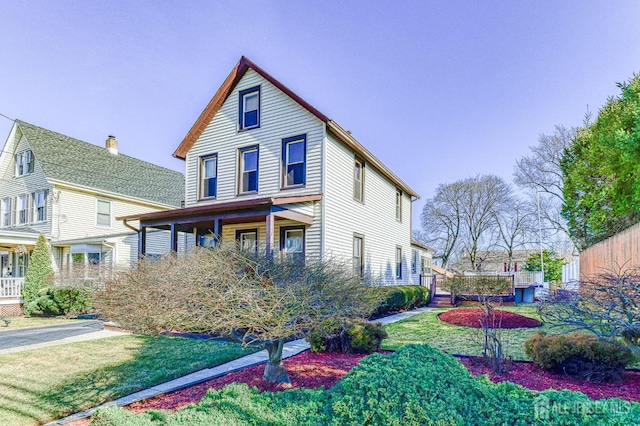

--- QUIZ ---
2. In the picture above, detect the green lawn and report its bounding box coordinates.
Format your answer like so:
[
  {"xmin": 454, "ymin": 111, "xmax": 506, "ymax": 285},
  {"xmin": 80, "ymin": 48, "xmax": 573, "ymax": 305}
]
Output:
[
  {"xmin": 0, "ymin": 334, "xmax": 256, "ymax": 426},
  {"xmin": 0, "ymin": 316, "xmax": 78, "ymax": 331},
  {"xmin": 382, "ymin": 305, "xmax": 570, "ymax": 360}
]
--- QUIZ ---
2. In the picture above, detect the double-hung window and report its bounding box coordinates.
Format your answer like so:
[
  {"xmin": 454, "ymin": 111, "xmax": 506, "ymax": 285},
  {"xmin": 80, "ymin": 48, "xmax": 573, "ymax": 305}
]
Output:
[
  {"xmin": 395, "ymin": 246, "xmax": 402, "ymax": 279},
  {"xmin": 236, "ymin": 229, "xmax": 258, "ymax": 253},
  {"xmin": 353, "ymin": 234, "xmax": 364, "ymax": 277},
  {"xmin": 200, "ymin": 154, "xmax": 218, "ymax": 198},
  {"xmin": 280, "ymin": 226, "xmax": 305, "ymax": 258},
  {"xmin": 411, "ymin": 249, "xmax": 418, "ymax": 274},
  {"xmin": 239, "ymin": 86, "xmax": 260, "ymax": 130},
  {"xmin": 396, "ymin": 189, "xmax": 402, "ymax": 222},
  {"xmin": 239, "ymin": 146, "xmax": 259, "ymax": 193},
  {"xmin": 353, "ymin": 157, "xmax": 364, "ymax": 202},
  {"xmin": 18, "ymin": 195, "xmax": 28, "ymax": 224},
  {"xmin": 282, "ymin": 135, "xmax": 306, "ymax": 187},
  {"xmin": 2, "ymin": 198, "xmax": 11, "ymax": 227},
  {"xmin": 33, "ymin": 191, "xmax": 47, "ymax": 222},
  {"xmin": 96, "ymin": 199, "xmax": 112, "ymax": 227},
  {"xmin": 16, "ymin": 150, "xmax": 34, "ymax": 176}
]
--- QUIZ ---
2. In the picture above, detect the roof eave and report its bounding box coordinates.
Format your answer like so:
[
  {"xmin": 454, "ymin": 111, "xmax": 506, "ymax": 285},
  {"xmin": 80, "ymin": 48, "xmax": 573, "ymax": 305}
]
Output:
[{"xmin": 327, "ymin": 121, "xmax": 420, "ymax": 199}]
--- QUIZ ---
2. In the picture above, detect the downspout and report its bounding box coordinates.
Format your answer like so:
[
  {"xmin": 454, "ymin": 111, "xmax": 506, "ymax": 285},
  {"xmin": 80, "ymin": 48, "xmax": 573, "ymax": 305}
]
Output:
[{"xmin": 122, "ymin": 218, "xmax": 140, "ymax": 233}]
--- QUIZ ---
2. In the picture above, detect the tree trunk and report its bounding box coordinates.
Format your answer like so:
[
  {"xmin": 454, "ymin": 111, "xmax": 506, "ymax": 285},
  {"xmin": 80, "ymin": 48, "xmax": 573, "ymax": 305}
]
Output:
[{"xmin": 263, "ymin": 339, "xmax": 291, "ymax": 384}]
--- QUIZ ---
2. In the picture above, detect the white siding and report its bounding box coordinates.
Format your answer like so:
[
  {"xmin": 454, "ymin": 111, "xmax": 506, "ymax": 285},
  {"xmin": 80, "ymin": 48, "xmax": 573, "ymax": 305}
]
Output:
[
  {"xmin": 184, "ymin": 69, "xmax": 324, "ymax": 206},
  {"xmin": 52, "ymin": 187, "xmax": 168, "ymax": 242},
  {"xmin": 324, "ymin": 133, "xmax": 413, "ymax": 285},
  {"xmin": 0, "ymin": 129, "xmax": 52, "ymax": 235}
]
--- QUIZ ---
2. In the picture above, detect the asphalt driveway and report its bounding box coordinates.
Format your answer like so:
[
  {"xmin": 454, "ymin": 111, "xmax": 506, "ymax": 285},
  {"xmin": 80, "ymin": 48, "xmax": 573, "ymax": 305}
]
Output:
[{"xmin": 0, "ymin": 321, "xmax": 125, "ymax": 354}]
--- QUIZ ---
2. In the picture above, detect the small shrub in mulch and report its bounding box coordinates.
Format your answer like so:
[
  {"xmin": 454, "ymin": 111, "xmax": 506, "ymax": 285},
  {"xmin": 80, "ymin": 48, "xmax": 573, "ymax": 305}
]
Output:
[
  {"xmin": 524, "ymin": 332, "xmax": 635, "ymax": 382},
  {"xmin": 459, "ymin": 356, "xmax": 640, "ymax": 402},
  {"xmin": 438, "ymin": 308, "xmax": 541, "ymax": 328}
]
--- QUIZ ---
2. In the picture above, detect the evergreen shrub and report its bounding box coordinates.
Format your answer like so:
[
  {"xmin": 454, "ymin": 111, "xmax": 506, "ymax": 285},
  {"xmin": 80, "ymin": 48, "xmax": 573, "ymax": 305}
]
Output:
[
  {"xmin": 524, "ymin": 332, "xmax": 634, "ymax": 382},
  {"xmin": 307, "ymin": 318, "xmax": 387, "ymax": 353},
  {"xmin": 371, "ymin": 285, "xmax": 430, "ymax": 316}
]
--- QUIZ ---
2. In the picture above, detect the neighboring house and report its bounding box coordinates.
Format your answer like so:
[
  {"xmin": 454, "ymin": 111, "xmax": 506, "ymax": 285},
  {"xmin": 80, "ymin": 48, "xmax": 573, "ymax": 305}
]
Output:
[
  {"xmin": 0, "ymin": 121, "xmax": 184, "ymax": 315},
  {"xmin": 120, "ymin": 56, "xmax": 431, "ymax": 285},
  {"xmin": 454, "ymin": 249, "xmax": 540, "ymax": 273}
]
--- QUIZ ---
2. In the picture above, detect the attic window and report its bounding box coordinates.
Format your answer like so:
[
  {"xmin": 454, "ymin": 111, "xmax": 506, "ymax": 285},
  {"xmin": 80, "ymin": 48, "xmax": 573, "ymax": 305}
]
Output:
[
  {"xmin": 16, "ymin": 150, "xmax": 34, "ymax": 176},
  {"xmin": 239, "ymin": 86, "xmax": 260, "ymax": 130}
]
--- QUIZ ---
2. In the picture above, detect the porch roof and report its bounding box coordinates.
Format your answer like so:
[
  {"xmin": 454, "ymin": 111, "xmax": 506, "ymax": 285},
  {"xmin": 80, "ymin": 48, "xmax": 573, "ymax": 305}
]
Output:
[
  {"xmin": 117, "ymin": 194, "xmax": 322, "ymax": 230},
  {"xmin": 0, "ymin": 228, "xmax": 41, "ymax": 248}
]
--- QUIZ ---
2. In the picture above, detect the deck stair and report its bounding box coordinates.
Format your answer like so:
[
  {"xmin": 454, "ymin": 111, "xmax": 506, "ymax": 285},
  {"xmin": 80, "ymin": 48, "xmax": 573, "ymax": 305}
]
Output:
[{"xmin": 428, "ymin": 294, "xmax": 455, "ymax": 308}]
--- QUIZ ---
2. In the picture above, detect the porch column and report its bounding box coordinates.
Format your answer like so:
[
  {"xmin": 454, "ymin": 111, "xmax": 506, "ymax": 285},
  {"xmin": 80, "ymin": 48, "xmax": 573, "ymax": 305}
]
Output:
[
  {"xmin": 212, "ymin": 218, "xmax": 221, "ymax": 246},
  {"xmin": 265, "ymin": 212, "xmax": 274, "ymax": 256},
  {"xmin": 170, "ymin": 223, "xmax": 178, "ymax": 252},
  {"xmin": 138, "ymin": 226, "xmax": 147, "ymax": 257}
]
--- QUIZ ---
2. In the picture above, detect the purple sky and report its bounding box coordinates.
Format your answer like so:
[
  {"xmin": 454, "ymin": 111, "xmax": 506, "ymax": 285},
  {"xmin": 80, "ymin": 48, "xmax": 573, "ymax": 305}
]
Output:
[{"xmin": 1, "ymin": 1, "xmax": 639, "ymax": 229}]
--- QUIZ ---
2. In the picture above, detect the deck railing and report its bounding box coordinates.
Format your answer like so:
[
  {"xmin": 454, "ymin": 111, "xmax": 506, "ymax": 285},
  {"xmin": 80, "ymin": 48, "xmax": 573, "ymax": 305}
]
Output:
[{"xmin": 0, "ymin": 277, "xmax": 25, "ymax": 298}]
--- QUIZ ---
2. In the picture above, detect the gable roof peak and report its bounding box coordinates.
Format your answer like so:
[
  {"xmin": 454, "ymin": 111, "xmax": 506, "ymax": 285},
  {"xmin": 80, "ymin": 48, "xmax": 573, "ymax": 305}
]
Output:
[{"xmin": 172, "ymin": 57, "xmax": 419, "ymax": 199}]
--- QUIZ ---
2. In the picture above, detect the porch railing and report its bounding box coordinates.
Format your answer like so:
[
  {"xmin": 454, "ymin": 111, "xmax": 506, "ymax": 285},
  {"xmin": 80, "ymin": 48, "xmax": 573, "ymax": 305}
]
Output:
[{"xmin": 0, "ymin": 277, "xmax": 25, "ymax": 298}]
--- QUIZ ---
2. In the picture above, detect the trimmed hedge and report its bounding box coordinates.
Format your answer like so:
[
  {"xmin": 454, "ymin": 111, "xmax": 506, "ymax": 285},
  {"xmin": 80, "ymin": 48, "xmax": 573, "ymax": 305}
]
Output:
[
  {"xmin": 307, "ymin": 318, "xmax": 388, "ymax": 353},
  {"xmin": 524, "ymin": 332, "xmax": 635, "ymax": 382},
  {"xmin": 92, "ymin": 344, "xmax": 640, "ymax": 425},
  {"xmin": 371, "ymin": 285, "xmax": 430, "ymax": 316}
]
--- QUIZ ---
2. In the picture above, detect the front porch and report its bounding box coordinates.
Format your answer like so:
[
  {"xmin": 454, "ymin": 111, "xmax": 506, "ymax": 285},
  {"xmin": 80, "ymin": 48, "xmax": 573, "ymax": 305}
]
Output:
[{"xmin": 119, "ymin": 195, "xmax": 322, "ymax": 257}]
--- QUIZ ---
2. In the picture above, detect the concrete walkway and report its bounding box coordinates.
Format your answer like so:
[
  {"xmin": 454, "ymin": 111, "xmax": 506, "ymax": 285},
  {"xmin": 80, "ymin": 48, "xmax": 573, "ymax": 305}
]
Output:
[{"xmin": 48, "ymin": 306, "xmax": 432, "ymax": 425}]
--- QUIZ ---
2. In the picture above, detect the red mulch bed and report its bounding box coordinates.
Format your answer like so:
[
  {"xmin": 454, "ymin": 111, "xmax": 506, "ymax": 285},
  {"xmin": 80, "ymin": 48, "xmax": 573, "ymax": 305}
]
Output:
[
  {"xmin": 127, "ymin": 351, "xmax": 373, "ymax": 412},
  {"xmin": 459, "ymin": 356, "xmax": 640, "ymax": 402},
  {"xmin": 438, "ymin": 308, "xmax": 541, "ymax": 328}
]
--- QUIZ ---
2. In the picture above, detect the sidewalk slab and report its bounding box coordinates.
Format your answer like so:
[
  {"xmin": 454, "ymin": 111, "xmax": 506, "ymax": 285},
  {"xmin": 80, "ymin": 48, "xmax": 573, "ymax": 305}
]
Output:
[{"xmin": 48, "ymin": 306, "xmax": 431, "ymax": 425}]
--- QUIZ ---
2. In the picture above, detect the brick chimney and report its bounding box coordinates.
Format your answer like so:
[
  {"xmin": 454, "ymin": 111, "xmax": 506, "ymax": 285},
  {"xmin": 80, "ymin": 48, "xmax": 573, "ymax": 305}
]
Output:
[{"xmin": 106, "ymin": 135, "xmax": 118, "ymax": 155}]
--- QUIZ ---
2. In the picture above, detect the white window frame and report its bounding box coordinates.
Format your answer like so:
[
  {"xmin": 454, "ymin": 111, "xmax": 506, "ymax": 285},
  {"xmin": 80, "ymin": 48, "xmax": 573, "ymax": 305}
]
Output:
[
  {"xmin": 411, "ymin": 249, "xmax": 418, "ymax": 274},
  {"xmin": 395, "ymin": 246, "xmax": 402, "ymax": 279},
  {"xmin": 96, "ymin": 199, "xmax": 112, "ymax": 227},
  {"xmin": 353, "ymin": 157, "xmax": 364, "ymax": 202},
  {"xmin": 396, "ymin": 189, "xmax": 403, "ymax": 222},
  {"xmin": 239, "ymin": 86, "xmax": 260, "ymax": 130},
  {"xmin": 15, "ymin": 150, "xmax": 34, "ymax": 176},
  {"xmin": 236, "ymin": 229, "xmax": 258, "ymax": 253},
  {"xmin": 280, "ymin": 226, "xmax": 305, "ymax": 258},
  {"xmin": 282, "ymin": 135, "xmax": 306, "ymax": 188},
  {"xmin": 200, "ymin": 154, "xmax": 218, "ymax": 199},
  {"xmin": 2, "ymin": 198, "xmax": 11, "ymax": 227},
  {"xmin": 18, "ymin": 195, "xmax": 28, "ymax": 224},
  {"xmin": 239, "ymin": 146, "xmax": 259, "ymax": 194},
  {"xmin": 353, "ymin": 234, "xmax": 364, "ymax": 277},
  {"xmin": 33, "ymin": 191, "xmax": 47, "ymax": 222}
]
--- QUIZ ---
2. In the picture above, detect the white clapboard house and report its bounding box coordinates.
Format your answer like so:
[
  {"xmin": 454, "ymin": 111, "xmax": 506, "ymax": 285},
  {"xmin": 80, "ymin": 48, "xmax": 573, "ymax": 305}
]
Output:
[
  {"xmin": 0, "ymin": 121, "xmax": 184, "ymax": 315},
  {"xmin": 121, "ymin": 57, "xmax": 432, "ymax": 287}
]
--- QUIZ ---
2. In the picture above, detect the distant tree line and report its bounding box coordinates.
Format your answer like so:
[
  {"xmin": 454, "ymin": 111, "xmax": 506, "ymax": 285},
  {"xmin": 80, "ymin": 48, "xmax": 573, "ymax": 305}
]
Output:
[{"xmin": 419, "ymin": 72, "xmax": 640, "ymax": 266}]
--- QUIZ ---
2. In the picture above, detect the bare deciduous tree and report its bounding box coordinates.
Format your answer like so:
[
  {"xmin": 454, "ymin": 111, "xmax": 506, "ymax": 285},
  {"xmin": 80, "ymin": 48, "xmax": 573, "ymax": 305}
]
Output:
[
  {"xmin": 421, "ymin": 175, "xmax": 513, "ymax": 271},
  {"xmin": 94, "ymin": 246, "xmax": 378, "ymax": 384},
  {"xmin": 490, "ymin": 199, "xmax": 537, "ymax": 271},
  {"xmin": 514, "ymin": 126, "xmax": 577, "ymax": 249},
  {"xmin": 420, "ymin": 181, "xmax": 465, "ymax": 269},
  {"xmin": 459, "ymin": 175, "xmax": 513, "ymax": 271}
]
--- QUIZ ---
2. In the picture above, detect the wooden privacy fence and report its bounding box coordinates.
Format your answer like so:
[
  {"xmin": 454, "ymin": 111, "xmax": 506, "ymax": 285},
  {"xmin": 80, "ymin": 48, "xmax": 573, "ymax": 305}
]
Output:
[{"xmin": 580, "ymin": 221, "xmax": 640, "ymax": 279}]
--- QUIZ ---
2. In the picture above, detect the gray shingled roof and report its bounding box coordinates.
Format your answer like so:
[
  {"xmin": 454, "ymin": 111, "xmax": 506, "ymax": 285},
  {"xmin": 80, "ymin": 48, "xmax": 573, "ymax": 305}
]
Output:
[{"xmin": 17, "ymin": 121, "xmax": 184, "ymax": 207}]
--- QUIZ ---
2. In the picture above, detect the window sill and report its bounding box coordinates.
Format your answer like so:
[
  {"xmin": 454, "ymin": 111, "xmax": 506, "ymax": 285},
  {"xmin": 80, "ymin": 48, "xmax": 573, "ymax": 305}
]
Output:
[
  {"xmin": 237, "ymin": 125, "xmax": 260, "ymax": 133},
  {"xmin": 280, "ymin": 184, "xmax": 306, "ymax": 191},
  {"xmin": 198, "ymin": 196, "xmax": 217, "ymax": 202},
  {"xmin": 237, "ymin": 191, "xmax": 259, "ymax": 197}
]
